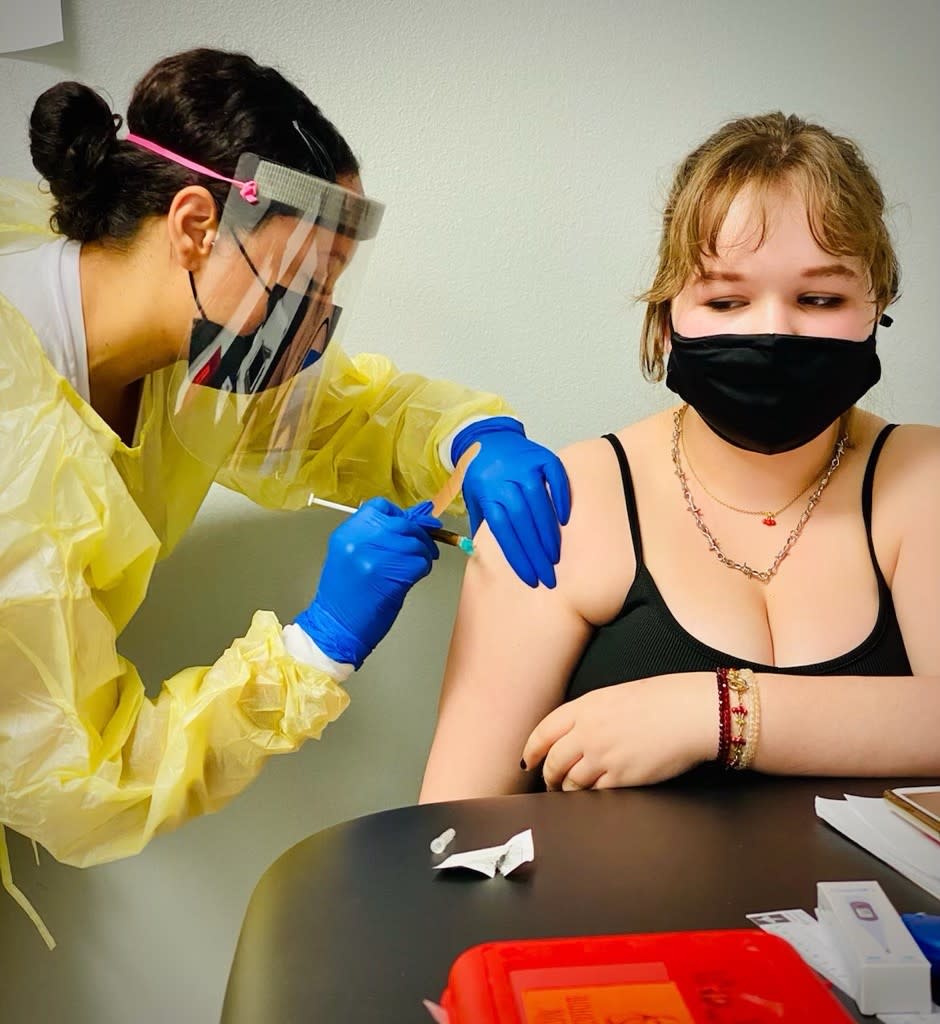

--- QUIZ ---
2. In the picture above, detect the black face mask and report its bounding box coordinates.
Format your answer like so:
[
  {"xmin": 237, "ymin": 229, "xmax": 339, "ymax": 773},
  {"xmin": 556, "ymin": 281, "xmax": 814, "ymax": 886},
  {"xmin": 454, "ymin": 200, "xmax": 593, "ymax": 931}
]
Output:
[
  {"xmin": 664, "ymin": 321, "xmax": 886, "ymax": 454},
  {"xmin": 188, "ymin": 275, "xmax": 341, "ymax": 393}
]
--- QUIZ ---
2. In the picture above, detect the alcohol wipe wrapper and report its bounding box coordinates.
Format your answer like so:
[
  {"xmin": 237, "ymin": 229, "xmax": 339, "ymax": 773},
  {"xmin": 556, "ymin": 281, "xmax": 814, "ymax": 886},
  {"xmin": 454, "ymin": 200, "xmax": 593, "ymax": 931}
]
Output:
[{"xmin": 432, "ymin": 829, "xmax": 534, "ymax": 878}]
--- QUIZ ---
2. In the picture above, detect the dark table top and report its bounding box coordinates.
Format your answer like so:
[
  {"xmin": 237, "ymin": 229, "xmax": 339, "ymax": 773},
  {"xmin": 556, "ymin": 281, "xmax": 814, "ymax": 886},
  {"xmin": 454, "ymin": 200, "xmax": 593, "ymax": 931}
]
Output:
[{"xmin": 221, "ymin": 772, "xmax": 940, "ymax": 1023}]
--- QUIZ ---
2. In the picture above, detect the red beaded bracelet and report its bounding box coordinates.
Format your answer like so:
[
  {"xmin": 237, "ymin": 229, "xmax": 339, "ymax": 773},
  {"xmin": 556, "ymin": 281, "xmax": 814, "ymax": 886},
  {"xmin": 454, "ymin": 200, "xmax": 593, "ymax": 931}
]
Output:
[{"xmin": 716, "ymin": 667, "xmax": 732, "ymax": 765}]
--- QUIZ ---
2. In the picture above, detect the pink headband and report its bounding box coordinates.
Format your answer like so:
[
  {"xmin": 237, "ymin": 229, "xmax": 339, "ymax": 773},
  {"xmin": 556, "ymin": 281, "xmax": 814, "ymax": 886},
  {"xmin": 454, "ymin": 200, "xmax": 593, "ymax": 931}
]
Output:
[{"xmin": 125, "ymin": 133, "xmax": 259, "ymax": 204}]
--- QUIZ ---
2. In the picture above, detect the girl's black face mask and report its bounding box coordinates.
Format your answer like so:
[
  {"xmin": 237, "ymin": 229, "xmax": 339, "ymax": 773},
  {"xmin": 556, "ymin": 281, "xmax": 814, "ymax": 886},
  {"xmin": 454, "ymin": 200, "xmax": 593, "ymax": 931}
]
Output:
[{"xmin": 664, "ymin": 319, "xmax": 887, "ymax": 454}]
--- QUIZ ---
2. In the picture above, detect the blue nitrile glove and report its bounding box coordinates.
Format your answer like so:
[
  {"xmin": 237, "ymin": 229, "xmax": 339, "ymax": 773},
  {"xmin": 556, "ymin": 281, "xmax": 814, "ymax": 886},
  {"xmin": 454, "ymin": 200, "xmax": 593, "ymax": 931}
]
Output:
[
  {"xmin": 296, "ymin": 498, "xmax": 441, "ymax": 669},
  {"xmin": 903, "ymin": 913, "xmax": 940, "ymax": 993},
  {"xmin": 452, "ymin": 416, "xmax": 572, "ymax": 590}
]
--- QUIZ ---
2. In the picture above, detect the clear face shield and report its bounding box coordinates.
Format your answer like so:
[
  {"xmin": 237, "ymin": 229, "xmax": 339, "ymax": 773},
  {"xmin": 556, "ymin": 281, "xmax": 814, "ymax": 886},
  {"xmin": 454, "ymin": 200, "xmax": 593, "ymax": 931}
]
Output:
[{"xmin": 167, "ymin": 153, "xmax": 384, "ymax": 481}]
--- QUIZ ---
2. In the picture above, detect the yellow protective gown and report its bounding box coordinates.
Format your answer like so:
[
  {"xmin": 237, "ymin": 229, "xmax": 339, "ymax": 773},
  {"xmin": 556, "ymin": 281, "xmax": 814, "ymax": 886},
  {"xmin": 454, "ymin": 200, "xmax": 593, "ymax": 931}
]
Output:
[{"xmin": 0, "ymin": 181, "xmax": 509, "ymax": 937}]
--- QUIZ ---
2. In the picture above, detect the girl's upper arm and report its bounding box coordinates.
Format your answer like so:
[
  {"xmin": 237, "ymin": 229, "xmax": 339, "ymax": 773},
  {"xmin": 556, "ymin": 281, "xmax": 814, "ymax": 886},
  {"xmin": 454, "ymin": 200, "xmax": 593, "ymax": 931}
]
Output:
[
  {"xmin": 419, "ymin": 522, "xmax": 591, "ymax": 802},
  {"xmin": 419, "ymin": 437, "xmax": 633, "ymax": 802}
]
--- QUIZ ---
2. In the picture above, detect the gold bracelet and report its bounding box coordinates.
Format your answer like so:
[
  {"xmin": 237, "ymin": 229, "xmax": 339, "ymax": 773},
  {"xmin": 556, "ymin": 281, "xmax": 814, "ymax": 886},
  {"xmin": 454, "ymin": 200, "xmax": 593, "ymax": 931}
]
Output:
[
  {"xmin": 724, "ymin": 668, "xmax": 760, "ymax": 770},
  {"xmin": 725, "ymin": 668, "xmax": 749, "ymax": 769},
  {"xmin": 739, "ymin": 671, "xmax": 762, "ymax": 770}
]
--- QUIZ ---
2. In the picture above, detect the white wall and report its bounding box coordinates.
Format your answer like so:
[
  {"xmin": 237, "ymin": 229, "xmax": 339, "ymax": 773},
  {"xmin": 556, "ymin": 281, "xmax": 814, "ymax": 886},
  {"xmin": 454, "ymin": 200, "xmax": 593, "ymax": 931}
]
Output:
[{"xmin": 1, "ymin": 2, "xmax": 938, "ymax": 1021}]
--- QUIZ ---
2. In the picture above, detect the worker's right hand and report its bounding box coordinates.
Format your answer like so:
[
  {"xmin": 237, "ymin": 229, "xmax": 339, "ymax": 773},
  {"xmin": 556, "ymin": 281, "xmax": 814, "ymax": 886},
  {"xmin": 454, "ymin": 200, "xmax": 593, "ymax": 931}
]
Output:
[{"xmin": 295, "ymin": 498, "xmax": 441, "ymax": 669}]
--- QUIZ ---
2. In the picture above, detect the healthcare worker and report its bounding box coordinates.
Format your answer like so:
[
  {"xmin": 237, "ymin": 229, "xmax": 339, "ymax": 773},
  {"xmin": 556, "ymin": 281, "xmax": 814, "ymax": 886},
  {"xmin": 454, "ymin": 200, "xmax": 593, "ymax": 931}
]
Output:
[{"xmin": 0, "ymin": 47, "xmax": 570, "ymax": 929}]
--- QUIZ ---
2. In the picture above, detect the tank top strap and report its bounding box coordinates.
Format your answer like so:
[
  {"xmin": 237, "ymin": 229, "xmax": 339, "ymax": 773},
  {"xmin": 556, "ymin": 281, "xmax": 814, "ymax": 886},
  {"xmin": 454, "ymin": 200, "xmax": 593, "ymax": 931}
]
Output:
[
  {"xmin": 602, "ymin": 433, "xmax": 644, "ymax": 565},
  {"xmin": 861, "ymin": 423, "xmax": 898, "ymax": 581}
]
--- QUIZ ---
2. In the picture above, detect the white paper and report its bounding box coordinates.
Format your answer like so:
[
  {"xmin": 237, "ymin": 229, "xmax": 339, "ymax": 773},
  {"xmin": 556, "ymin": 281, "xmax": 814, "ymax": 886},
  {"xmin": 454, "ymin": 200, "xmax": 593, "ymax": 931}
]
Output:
[
  {"xmin": 845, "ymin": 796, "xmax": 940, "ymax": 880},
  {"xmin": 816, "ymin": 796, "xmax": 940, "ymax": 901},
  {"xmin": 432, "ymin": 828, "xmax": 534, "ymax": 878},
  {"xmin": 749, "ymin": 908, "xmax": 939, "ymax": 1022},
  {"xmin": 0, "ymin": 0, "xmax": 63, "ymax": 53},
  {"xmin": 747, "ymin": 909, "xmax": 854, "ymax": 991}
]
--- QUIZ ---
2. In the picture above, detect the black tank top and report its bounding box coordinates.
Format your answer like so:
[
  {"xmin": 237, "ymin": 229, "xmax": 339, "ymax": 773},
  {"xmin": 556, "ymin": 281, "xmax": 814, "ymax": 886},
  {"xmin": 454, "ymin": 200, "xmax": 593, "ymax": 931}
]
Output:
[{"xmin": 566, "ymin": 425, "xmax": 912, "ymax": 700}]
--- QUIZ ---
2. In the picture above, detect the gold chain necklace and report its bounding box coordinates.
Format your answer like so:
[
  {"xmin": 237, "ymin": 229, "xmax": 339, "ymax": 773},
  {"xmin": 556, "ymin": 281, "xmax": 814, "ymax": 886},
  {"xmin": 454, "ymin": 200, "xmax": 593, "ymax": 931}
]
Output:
[
  {"xmin": 681, "ymin": 426, "xmax": 826, "ymax": 527},
  {"xmin": 671, "ymin": 405, "xmax": 848, "ymax": 583}
]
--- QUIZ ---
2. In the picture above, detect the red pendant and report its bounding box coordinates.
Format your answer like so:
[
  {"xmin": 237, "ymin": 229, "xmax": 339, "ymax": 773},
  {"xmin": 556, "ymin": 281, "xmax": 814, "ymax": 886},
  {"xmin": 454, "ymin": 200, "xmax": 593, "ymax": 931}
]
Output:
[{"xmin": 762, "ymin": 515, "xmax": 777, "ymax": 527}]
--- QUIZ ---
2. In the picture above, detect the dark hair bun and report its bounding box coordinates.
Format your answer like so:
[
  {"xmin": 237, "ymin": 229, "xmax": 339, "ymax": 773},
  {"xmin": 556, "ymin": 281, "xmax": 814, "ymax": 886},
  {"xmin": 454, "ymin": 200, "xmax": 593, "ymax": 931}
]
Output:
[
  {"xmin": 29, "ymin": 82, "xmax": 121, "ymax": 240},
  {"xmin": 23, "ymin": 50, "xmax": 359, "ymax": 243}
]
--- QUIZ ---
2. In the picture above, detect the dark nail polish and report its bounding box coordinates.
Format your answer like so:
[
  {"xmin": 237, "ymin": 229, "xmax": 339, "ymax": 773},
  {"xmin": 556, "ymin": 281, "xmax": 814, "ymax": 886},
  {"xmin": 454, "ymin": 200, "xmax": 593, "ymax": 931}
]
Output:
[{"xmin": 519, "ymin": 758, "xmax": 527, "ymax": 771}]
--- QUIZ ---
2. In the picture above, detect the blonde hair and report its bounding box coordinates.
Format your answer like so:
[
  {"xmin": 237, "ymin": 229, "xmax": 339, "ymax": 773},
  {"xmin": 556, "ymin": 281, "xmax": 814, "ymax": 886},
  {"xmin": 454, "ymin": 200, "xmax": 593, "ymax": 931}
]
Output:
[{"xmin": 640, "ymin": 112, "xmax": 900, "ymax": 381}]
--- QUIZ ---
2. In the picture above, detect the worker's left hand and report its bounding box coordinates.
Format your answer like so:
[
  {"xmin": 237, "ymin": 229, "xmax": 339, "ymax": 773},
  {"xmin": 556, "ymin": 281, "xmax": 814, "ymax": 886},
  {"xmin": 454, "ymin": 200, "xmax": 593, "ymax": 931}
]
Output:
[{"xmin": 452, "ymin": 417, "xmax": 571, "ymax": 589}]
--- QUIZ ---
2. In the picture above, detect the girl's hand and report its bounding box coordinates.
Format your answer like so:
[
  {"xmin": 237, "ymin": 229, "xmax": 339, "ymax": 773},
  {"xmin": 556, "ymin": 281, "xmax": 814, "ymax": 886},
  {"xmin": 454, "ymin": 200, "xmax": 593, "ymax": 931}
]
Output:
[{"xmin": 521, "ymin": 673, "xmax": 718, "ymax": 790}]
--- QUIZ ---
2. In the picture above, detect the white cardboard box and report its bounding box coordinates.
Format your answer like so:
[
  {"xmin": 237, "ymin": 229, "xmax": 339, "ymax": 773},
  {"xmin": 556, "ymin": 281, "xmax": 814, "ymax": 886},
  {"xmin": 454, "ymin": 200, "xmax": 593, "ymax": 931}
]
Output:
[{"xmin": 816, "ymin": 880, "xmax": 931, "ymax": 1014}]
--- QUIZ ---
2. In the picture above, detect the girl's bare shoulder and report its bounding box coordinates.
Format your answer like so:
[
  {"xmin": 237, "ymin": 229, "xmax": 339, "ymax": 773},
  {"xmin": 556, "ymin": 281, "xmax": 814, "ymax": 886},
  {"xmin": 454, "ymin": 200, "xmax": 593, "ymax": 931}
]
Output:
[{"xmin": 554, "ymin": 411, "xmax": 669, "ymax": 624}]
